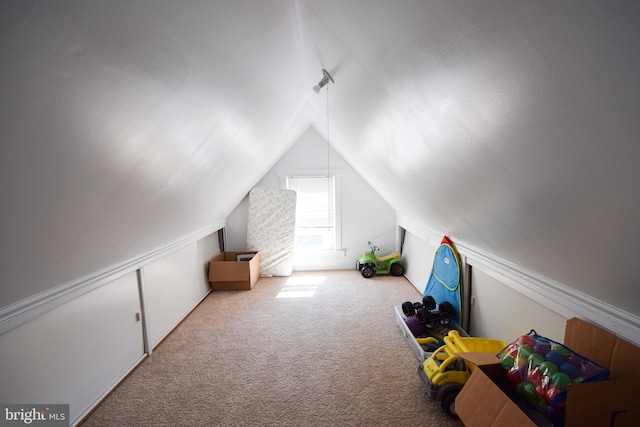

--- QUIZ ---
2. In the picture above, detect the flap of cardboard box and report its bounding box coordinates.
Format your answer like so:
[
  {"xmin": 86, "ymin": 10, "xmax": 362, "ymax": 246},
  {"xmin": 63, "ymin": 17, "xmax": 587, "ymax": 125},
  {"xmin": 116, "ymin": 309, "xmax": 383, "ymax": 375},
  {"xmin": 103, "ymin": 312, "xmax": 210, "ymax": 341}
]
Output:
[
  {"xmin": 564, "ymin": 317, "xmax": 617, "ymax": 370},
  {"xmin": 565, "ymin": 317, "xmax": 640, "ymax": 379},
  {"xmin": 457, "ymin": 351, "xmax": 501, "ymax": 367},
  {"xmin": 456, "ymin": 364, "xmax": 537, "ymax": 427}
]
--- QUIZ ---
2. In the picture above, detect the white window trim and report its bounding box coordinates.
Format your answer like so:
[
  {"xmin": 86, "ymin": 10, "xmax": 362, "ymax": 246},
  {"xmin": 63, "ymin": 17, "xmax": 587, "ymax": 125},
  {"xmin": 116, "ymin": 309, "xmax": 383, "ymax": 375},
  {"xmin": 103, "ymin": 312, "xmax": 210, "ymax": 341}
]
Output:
[{"xmin": 277, "ymin": 169, "xmax": 345, "ymax": 259}]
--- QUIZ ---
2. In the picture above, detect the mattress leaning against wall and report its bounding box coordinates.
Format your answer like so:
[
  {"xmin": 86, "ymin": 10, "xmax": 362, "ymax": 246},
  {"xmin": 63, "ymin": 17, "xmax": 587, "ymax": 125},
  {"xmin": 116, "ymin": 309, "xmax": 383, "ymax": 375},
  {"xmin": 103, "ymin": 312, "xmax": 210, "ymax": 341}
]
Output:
[{"xmin": 246, "ymin": 186, "xmax": 297, "ymax": 276}]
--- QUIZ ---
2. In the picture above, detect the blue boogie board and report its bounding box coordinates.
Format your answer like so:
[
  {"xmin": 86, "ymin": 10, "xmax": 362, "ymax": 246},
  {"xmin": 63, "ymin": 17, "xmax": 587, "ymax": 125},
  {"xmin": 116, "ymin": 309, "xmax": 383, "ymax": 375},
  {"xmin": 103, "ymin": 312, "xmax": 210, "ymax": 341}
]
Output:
[{"xmin": 422, "ymin": 236, "xmax": 462, "ymax": 325}]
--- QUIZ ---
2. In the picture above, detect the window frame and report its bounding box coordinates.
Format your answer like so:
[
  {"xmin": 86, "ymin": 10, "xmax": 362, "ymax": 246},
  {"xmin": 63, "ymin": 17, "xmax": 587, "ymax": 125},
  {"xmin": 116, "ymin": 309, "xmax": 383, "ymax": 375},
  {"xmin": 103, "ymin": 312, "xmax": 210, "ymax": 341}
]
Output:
[{"xmin": 277, "ymin": 169, "xmax": 343, "ymax": 256}]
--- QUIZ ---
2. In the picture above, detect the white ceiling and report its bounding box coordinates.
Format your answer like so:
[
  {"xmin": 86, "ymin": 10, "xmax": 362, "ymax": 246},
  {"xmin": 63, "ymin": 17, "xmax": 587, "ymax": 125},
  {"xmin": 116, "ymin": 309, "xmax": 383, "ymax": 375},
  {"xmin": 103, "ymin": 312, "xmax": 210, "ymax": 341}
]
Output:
[{"xmin": 1, "ymin": 1, "xmax": 640, "ymax": 318}]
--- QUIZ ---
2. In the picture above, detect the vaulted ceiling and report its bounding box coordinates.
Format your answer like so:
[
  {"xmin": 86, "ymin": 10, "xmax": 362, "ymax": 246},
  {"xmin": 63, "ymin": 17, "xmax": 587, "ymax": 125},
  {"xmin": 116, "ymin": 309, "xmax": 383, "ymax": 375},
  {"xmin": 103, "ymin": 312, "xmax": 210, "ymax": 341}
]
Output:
[{"xmin": 1, "ymin": 1, "xmax": 640, "ymax": 318}]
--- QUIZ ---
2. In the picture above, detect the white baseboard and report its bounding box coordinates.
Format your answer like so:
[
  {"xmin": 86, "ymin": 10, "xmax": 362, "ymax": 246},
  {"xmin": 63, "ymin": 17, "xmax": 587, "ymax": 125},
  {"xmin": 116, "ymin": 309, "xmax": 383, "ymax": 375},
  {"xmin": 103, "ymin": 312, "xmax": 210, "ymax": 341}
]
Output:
[{"xmin": 71, "ymin": 354, "xmax": 148, "ymax": 427}]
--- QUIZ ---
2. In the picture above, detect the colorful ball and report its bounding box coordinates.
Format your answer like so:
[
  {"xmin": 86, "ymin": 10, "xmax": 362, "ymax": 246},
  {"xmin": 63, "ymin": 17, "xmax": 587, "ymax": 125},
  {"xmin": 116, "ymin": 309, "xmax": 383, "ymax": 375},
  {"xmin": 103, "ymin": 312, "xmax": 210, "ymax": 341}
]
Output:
[
  {"xmin": 547, "ymin": 403, "xmax": 565, "ymax": 420},
  {"xmin": 506, "ymin": 367, "xmax": 522, "ymax": 385},
  {"xmin": 560, "ymin": 362, "xmax": 580, "ymax": 379},
  {"xmin": 545, "ymin": 384, "xmax": 563, "ymax": 403},
  {"xmin": 532, "ymin": 396, "xmax": 548, "ymax": 413},
  {"xmin": 545, "ymin": 351, "xmax": 566, "ymax": 367},
  {"xmin": 552, "ymin": 372, "xmax": 572, "ymax": 390},
  {"xmin": 516, "ymin": 381, "xmax": 528, "ymax": 396},
  {"xmin": 568, "ymin": 352, "xmax": 585, "ymax": 366},
  {"xmin": 540, "ymin": 361, "xmax": 559, "ymax": 376},
  {"xmin": 518, "ymin": 335, "xmax": 536, "ymax": 347},
  {"xmin": 579, "ymin": 362, "xmax": 600, "ymax": 378},
  {"xmin": 404, "ymin": 316, "xmax": 426, "ymax": 337},
  {"xmin": 505, "ymin": 343, "xmax": 519, "ymax": 357},
  {"xmin": 552, "ymin": 344, "xmax": 571, "ymax": 359},
  {"xmin": 534, "ymin": 339, "xmax": 551, "ymax": 357},
  {"xmin": 528, "ymin": 353, "xmax": 545, "ymax": 369},
  {"xmin": 528, "ymin": 368, "xmax": 544, "ymax": 387},
  {"xmin": 521, "ymin": 382, "xmax": 537, "ymax": 401},
  {"xmin": 516, "ymin": 381, "xmax": 537, "ymax": 402},
  {"xmin": 518, "ymin": 344, "xmax": 534, "ymax": 359},
  {"xmin": 500, "ymin": 354, "xmax": 515, "ymax": 370},
  {"xmin": 517, "ymin": 363, "xmax": 529, "ymax": 381}
]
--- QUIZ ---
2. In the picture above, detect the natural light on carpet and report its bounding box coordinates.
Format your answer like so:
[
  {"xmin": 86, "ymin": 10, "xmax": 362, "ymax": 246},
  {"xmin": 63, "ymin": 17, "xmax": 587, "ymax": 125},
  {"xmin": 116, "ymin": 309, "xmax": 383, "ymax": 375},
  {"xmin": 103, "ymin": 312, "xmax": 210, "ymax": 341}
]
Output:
[{"xmin": 275, "ymin": 275, "xmax": 326, "ymax": 299}]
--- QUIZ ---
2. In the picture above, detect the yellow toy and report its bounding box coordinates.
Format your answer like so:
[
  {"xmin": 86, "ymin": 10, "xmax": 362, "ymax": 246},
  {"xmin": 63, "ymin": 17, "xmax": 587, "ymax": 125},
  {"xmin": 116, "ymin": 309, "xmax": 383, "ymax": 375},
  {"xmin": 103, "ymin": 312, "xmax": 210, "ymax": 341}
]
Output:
[{"xmin": 418, "ymin": 330, "xmax": 506, "ymax": 419}]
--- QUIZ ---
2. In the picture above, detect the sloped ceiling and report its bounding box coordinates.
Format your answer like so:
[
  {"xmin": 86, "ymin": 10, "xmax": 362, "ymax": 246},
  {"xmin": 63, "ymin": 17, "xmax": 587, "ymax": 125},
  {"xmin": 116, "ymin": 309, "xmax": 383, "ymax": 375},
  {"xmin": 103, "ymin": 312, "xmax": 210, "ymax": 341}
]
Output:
[{"xmin": 1, "ymin": 1, "xmax": 640, "ymax": 318}]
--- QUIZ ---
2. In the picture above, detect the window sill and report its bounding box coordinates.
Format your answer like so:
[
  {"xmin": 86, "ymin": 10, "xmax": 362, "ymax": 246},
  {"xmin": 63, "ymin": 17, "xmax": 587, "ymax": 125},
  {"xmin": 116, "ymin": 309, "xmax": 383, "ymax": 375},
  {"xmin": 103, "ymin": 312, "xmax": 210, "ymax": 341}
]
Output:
[{"xmin": 293, "ymin": 249, "xmax": 346, "ymax": 259}]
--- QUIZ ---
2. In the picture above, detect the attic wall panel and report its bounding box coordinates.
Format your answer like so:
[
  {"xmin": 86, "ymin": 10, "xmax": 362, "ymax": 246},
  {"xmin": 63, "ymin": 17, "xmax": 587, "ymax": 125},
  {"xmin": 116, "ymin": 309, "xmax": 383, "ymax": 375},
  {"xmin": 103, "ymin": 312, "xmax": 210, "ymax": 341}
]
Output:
[
  {"xmin": 468, "ymin": 266, "xmax": 570, "ymax": 343},
  {"xmin": 0, "ymin": 272, "xmax": 144, "ymax": 426},
  {"xmin": 0, "ymin": 232, "xmax": 219, "ymax": 425},
  {"xmin": 144, "ymin": 234, "xmax": 218, "ymax": 347},
  {"xmin": 400, "ymin": 231, "xmax": 438, "ymax": 294}
]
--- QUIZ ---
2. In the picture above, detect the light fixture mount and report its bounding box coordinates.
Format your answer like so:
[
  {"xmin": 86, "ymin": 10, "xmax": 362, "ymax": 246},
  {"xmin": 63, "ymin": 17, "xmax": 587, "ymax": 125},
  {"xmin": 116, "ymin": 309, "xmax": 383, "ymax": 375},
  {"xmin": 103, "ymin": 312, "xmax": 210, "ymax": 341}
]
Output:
[{"xmin": 313, "ymin": 69, "xmax": 334, "ymax": 94}]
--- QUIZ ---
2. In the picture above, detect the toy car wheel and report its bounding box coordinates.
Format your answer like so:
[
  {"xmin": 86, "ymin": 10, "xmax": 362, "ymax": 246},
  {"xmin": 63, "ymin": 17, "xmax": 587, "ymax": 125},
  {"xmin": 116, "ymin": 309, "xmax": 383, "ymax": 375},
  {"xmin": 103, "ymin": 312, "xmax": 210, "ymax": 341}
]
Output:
[
  {"xmin": 416, "ymin": 307, "xmax": 429, "ymax": 324},
  {"xmin": 390, "ymin": 263, "xmax": 404, "ymax": 276},
  {"xmin": 423, "ymin": 295, "xmax": 436, "ymax": 310},
  {"xmin": 361, "ymin": 265, "xmax": 375, "ymax": 278},
  {"xmin": 401, "ymin": 301, "xmax": 415, "ymax": 317},
  {"xmin": 439, "ymin": 301, "xmax": 455, "ymax": 324},
  {"xmin": 440, "ymin": 386, "xmax": 462, "ymax": 419}
]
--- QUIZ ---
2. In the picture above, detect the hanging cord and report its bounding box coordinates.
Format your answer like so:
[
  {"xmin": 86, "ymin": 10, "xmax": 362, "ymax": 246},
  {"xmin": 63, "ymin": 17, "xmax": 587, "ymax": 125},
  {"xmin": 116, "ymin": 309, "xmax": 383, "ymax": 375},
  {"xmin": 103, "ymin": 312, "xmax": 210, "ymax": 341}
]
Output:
[
  {"xmin": 326, "ymin": 82, "xmax": 332, "ymax": 232},
  {"xmin": 326, "ymin": 83, "xmax": 330, "ymax": 179}
]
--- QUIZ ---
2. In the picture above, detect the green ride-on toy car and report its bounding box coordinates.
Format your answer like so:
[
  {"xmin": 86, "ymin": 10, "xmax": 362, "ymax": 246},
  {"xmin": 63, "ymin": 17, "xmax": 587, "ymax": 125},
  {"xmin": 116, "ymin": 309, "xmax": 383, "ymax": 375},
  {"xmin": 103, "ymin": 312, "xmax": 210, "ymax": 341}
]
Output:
[{"xmin": 356, "ymin": 241, "xmax": 404, "ymax": 278}]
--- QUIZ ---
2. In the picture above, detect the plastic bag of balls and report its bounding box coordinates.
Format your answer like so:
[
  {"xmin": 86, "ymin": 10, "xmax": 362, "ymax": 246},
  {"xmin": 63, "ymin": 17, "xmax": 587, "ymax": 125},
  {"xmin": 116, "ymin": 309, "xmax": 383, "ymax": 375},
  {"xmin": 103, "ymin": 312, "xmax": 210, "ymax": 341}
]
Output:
[{"xmin": 497, "ymin": 330, "xmax": 610, "ymax": 426}]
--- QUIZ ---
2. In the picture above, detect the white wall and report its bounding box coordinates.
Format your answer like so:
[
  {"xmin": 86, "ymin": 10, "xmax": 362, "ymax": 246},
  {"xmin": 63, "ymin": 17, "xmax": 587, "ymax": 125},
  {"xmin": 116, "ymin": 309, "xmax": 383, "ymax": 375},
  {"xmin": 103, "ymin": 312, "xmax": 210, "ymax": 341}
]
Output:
[
  {"xmin": 226, "ymin": 127, "xmax": 398, "ymax": 271},
  {"xmin": 401, "ymin": 231, "xmax": 439, "ymax": 294},
  {"xmin": 144, "ymin": 237, "xmax": 217, "ymax": 347},
  {"xmin": 468, "ymin": 266, "xmax": 572, "ymax": 343},
  {"xmin": 0, "ymin": 232, "xmax": 219, "ymax": 426}
]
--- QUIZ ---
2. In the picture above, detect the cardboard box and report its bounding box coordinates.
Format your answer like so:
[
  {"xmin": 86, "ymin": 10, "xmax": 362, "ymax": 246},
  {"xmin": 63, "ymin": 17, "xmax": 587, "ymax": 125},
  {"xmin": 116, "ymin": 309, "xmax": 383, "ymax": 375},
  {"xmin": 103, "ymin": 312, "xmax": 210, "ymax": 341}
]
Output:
[
  {"xmin": 456, "ymin": 318, "xmax": 640, "ymax": 426},
  {"xmin": 208, "ymin": 251, "xmax": 260, "ymax": 290}
]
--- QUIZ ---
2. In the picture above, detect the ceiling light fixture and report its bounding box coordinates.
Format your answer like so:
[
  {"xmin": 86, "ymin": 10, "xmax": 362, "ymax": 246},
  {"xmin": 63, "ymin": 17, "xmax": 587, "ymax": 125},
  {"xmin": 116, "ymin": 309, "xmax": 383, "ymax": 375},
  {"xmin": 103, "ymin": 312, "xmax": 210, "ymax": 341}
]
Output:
[{"xmin": 312, "ymin": 69, "xmax": 334, "ymax": 94}]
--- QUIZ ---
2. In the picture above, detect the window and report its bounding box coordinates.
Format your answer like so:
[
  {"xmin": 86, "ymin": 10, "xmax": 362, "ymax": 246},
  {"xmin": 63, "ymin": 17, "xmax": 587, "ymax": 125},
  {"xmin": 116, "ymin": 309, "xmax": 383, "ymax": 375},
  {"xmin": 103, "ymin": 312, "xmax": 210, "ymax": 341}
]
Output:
[
  {"xmin": 287, "ymin": 176, "xmax": 335, "ymax": 251},
  {"xmin": 278, "ymin": 170, "xmax": 342, "ymax": 254}
]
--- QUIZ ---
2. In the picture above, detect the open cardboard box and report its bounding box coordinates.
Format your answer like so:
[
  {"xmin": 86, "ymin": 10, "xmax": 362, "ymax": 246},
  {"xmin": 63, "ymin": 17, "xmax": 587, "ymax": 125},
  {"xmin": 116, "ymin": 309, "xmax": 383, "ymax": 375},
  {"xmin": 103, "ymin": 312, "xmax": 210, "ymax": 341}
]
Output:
[
  {"xmin": 208, "ymin": 251, "xmax": 260, "ymax": 290},
  {"xmin": 456, "ymin": 317, "xmax": 640, "ymax": 427}
]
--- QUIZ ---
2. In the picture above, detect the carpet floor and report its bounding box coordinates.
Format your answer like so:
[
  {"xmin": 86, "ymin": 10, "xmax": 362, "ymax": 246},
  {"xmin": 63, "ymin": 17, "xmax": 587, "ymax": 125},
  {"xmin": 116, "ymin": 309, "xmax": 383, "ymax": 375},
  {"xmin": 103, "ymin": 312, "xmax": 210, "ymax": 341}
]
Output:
[{"xmin": 81, "ymin": 270, "xmax": 464, "ymax": 427}]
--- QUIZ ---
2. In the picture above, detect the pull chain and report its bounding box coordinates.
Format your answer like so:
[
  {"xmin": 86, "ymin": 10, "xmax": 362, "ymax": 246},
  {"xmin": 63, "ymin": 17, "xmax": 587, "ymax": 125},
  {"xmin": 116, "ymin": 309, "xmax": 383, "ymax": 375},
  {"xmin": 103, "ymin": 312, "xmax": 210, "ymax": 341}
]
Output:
[
  {"xmin": 326, "ymin": 83, "xmax": 331, "ymax": 230},
  {"xmin": 326, "ymin": 84, "xmax": 330, "ymax": 179}
]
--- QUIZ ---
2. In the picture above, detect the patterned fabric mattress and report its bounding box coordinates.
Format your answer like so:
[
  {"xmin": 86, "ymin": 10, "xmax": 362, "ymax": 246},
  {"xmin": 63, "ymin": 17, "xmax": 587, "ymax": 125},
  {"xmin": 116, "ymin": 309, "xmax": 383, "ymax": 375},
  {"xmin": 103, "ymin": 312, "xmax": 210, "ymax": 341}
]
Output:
[{"xmin": 246, "ymin": 186, "xmax": 297, "ymax": 277}]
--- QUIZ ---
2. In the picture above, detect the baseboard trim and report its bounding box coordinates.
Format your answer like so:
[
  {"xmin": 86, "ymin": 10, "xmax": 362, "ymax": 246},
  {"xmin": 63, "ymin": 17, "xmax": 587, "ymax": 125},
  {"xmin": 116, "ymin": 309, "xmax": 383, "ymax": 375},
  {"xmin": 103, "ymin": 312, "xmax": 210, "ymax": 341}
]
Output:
[
  {"xmin": 0, "ymin": 222, "xmax": 224, "ymax": 335},
  {"xmin": 72, "ymin": 354, "xmax": 148, "ymax": 427},
  {"xmin": 402, "ymin": 274, "xmax": 424, "ymax": 296},
  {"xmin": 151, "ymin": 288, "xmax": 212, "ymax": 351},
  {"xmin": 397, "ymin": 214, "xmax": 640, "ymax": 346}
]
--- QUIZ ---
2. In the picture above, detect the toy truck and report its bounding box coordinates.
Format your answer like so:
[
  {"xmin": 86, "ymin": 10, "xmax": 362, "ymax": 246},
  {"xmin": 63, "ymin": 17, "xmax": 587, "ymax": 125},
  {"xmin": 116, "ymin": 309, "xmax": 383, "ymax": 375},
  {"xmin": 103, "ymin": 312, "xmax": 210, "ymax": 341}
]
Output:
[{"xmin": 418, "ymin": 330, "xmax": 507, "ymax": 418}]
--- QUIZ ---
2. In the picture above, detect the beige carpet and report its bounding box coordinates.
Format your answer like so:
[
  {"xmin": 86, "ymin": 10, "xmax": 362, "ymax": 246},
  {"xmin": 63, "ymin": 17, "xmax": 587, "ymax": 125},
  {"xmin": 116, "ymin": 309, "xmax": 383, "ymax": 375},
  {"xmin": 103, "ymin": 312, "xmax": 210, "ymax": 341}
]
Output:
[{"xmin": 81, "ymin": 270, "xmax": 464, "ymax": 426}]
